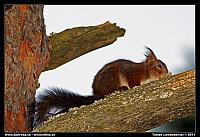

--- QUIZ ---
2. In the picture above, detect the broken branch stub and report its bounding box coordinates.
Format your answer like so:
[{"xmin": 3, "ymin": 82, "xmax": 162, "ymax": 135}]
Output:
[{"xmin": 47, "ymin": 21, "xmax": 126, "ymax": 71}]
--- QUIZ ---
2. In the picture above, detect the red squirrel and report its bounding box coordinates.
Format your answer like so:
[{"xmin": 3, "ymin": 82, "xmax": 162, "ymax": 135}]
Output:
[{"xmin": 33, "ymin": 47, "xmax": 169, "ymax": 128}]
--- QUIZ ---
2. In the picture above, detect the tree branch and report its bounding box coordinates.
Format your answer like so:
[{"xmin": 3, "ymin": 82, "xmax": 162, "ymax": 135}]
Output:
[
  {"xmin": 46, "ymin": 21, "xmax": 126, "ymax": 71},
  {"xmin": 34, "ymin": 69, "xmax": 195, "ymax": 132}
]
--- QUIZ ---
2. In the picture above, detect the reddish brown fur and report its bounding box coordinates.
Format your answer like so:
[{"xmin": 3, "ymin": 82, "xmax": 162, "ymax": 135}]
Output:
[{"xmin": 92, "ymin": 47, "xmax": 168, "ymax": 97}]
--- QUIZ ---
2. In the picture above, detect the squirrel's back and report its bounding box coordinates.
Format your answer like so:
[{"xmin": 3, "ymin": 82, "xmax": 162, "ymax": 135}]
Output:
[{"xmin": 92, "ymin": 59, "xmax": 140, "ymax": 97}]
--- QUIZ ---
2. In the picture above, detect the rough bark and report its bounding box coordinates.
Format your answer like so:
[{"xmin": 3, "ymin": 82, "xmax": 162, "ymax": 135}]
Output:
[
  {"xmin": 4, "ymin": 5, "xmax": 51, "ymax": 132},
  {"xmin": 47, "ymin": 21, "xmax": 125, "ymax": 70},
  {"xmin": 34, "ymin": 69, "xmax": 195, "ymax": 132}
]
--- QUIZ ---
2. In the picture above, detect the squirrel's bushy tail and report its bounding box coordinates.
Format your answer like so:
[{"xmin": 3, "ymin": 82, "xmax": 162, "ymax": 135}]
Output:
[{"xmin": 34, "ymin": 87, "xmax": 101, "ymax": 128}]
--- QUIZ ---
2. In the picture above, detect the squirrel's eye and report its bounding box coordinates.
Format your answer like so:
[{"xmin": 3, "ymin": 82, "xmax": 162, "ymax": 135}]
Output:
[{"xmin": 157, "ymin": 64, "xmax": 162, "ymax": 69}]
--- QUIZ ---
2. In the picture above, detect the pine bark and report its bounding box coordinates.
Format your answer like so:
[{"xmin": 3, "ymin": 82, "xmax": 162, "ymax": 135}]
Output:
[{"xmin": 5, "ymin": 5, "xmax": 51, "ymax": 132}]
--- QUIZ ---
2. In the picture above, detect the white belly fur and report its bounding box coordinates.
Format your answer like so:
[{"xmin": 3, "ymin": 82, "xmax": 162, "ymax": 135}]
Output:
[{"xmin": 119, "ymin": 72, "xmax": 130, "ymax": 89}]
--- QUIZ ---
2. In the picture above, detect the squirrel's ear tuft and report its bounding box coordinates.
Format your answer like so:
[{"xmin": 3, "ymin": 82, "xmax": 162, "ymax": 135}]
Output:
[{"xmin": 144, "ymin": 46, "xmax": 158, "ymax": 64}]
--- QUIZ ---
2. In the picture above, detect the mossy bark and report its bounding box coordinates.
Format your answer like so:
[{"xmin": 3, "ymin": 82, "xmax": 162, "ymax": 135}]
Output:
[
  {"xmin": 34, "ymin": 69, "xmax": 195, "ymax": 132},
  {"xmin": 47, "ymin": 21, "xmax": 126, "ymax": 70}
]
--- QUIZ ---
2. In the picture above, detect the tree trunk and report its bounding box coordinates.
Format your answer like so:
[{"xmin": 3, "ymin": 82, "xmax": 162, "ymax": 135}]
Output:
[
  {"xmin": 34, "ymin": 69, "xmax": 195, "ymax": 132},
  {"xmin": 5, "ymin": 5, "xmax": 51, "ymax": 132}
]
